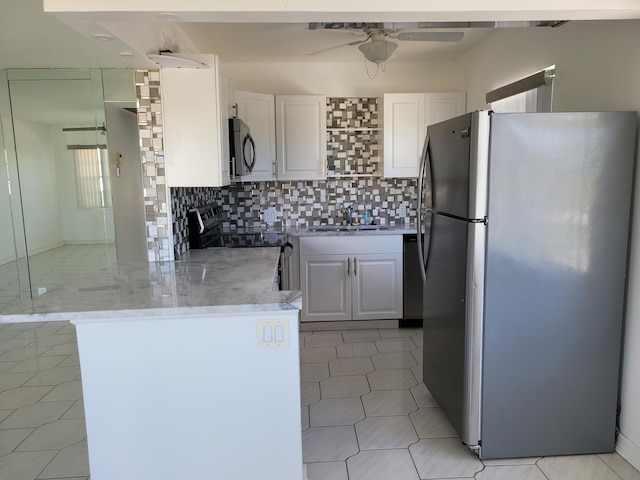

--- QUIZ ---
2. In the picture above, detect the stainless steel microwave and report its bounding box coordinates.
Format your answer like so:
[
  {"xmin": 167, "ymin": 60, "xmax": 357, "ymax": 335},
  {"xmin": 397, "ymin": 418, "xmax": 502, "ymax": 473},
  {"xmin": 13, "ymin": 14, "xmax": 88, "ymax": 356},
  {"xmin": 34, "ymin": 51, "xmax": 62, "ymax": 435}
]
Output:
[{"xmin": 229, "ymin": 117, "xmax": 256, "ymax": 177}]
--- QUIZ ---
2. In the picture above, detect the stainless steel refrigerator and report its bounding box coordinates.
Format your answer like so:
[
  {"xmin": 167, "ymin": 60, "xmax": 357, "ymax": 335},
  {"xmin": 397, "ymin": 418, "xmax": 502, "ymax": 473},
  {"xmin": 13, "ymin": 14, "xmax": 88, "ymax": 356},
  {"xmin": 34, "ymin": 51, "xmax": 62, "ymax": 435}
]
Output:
[{"xmin": 417, "ymin": 110, "xmax": 637, "ymax": 459}]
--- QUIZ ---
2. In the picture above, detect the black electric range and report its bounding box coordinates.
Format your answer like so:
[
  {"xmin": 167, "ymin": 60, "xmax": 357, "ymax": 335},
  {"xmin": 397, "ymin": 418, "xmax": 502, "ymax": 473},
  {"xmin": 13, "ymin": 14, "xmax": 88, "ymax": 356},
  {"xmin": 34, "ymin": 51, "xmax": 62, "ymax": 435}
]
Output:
[{"xmin": 187, "ymin": 203, "xmax": 286, "ymax": 249}]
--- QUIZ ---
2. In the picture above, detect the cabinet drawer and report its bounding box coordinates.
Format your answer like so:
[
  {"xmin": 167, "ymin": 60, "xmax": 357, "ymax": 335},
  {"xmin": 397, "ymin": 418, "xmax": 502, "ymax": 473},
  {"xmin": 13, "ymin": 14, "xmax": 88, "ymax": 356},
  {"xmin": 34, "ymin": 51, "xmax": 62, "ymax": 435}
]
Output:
[{"xmin": 300, "ymin": 235, "xmax": 402, "ymax": 256}]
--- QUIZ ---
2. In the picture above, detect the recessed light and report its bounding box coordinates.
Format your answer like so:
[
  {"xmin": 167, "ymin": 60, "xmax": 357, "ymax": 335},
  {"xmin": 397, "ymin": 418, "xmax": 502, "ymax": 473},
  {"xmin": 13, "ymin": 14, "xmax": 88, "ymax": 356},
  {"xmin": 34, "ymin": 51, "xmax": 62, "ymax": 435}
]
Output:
[
  {"xmin": 156, "ymin": 12, "xmax": 180, "ymax": 21},
  {"xmin": 119, "ymin": 52, "xmax": 137, "ymax": 57},
  {"xmin": 91, "ymin": 34, "xmax": 113, "ymax": 42}
]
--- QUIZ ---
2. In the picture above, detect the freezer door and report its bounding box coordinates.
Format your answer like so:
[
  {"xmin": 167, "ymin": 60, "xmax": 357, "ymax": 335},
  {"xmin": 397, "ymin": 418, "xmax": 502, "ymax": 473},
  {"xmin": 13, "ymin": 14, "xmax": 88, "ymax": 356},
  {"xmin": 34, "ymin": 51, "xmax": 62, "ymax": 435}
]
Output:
[
  {"xmin": 426, "ymin": 112, "xmax": 489, "ymax": 222},
  {"xmin": 480, "ymin": 111, "xmax": 637, "ymax": 458},
  {"xmin": 427, "ymin": 114, "xmax": 471, "ymax": 217}
]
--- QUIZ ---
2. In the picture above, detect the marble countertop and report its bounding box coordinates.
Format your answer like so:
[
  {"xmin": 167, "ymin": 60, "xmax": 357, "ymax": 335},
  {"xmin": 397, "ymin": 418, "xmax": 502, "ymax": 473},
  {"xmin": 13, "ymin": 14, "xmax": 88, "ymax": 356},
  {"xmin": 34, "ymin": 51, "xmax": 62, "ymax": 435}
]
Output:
[
  {"xmin": 272, "ymin": 224, "xmax": 418, "ymax": 237},
  {"xmin": 1, "ymin": 248, "xmax": 301, "ymax": 323}
]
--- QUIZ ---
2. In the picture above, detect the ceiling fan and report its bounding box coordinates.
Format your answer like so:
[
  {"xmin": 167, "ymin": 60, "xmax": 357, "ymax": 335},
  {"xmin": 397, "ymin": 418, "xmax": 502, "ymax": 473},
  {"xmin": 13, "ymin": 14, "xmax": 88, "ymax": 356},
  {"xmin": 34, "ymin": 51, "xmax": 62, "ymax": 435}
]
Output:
[{"xmin": 308, "ymin": 23, "xmax": 464, "ymax": 64}]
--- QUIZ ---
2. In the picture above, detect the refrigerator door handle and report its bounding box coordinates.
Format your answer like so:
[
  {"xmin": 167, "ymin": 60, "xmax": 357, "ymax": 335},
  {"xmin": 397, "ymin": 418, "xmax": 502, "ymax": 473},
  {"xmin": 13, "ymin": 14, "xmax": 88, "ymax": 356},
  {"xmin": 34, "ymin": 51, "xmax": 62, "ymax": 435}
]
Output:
[{"xmin": 417, "ymin": 135, "xmax": 431, "ymax": 284}]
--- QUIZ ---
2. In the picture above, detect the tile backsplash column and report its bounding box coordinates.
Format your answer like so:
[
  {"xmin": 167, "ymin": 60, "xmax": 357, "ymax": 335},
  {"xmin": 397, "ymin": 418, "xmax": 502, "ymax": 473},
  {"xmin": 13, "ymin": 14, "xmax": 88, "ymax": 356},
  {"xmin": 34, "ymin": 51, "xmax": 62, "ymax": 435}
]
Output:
[
  {"xmin": 135, "ymin": 70, "xmax": 171, "ymax": 262},
  {"xmin": 170, "ymin": 97, "xmax": 419, "ymax": 256}
]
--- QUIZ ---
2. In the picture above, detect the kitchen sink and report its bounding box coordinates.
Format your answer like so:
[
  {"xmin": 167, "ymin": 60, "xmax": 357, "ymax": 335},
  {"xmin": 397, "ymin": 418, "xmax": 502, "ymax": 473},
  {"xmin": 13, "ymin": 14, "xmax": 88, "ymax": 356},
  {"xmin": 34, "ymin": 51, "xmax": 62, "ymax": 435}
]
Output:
[{"xmin": 307, "ymin": 225, "xmax": 389, "ymax": 232}]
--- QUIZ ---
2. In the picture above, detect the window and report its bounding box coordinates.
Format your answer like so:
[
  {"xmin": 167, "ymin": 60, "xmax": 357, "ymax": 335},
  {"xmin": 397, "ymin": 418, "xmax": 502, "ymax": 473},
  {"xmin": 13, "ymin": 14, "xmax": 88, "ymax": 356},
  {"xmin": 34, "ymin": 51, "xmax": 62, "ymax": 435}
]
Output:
[
  {"xmin": 487, "ymin": 66, "xmax": 555, "ymax": 113},
  {"xmin": 73, "ymin": 147, "xmax": 111, "ymax": 209}
]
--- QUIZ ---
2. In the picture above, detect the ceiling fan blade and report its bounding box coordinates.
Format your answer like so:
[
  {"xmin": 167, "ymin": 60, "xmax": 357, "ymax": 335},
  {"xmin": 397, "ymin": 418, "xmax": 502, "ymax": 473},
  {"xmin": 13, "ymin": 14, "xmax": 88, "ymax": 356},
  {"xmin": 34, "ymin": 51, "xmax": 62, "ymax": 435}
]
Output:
[
  {"xmin": 395, "ymin": 31, "xmax": 464, "ymax": 42},
  {"xmin": 307, "ymin": 37, "xmax": 369, "ymax": 56}
]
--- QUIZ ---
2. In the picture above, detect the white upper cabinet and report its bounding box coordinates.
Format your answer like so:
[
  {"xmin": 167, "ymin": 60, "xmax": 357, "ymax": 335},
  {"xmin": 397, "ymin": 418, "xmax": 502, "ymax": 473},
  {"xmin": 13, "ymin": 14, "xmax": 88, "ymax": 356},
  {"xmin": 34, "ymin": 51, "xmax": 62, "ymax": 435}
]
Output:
[
  {"xmin": 162, "ymin": 54, "xmax": 231, "ymax": 187},
  {"xmin": 235, "ymin": 91, "xmax": 276, "ymax": 182},
  {"xmin": 381, "ymin": 93, "xmax": 425, "ymax": 178},
  {"xmin": 381, "ymin": 92, "xmax": 466, "ymax": 178},
  {"xmin": 275, "ymin": 95, "xmax": 326, "ymax": 180}
]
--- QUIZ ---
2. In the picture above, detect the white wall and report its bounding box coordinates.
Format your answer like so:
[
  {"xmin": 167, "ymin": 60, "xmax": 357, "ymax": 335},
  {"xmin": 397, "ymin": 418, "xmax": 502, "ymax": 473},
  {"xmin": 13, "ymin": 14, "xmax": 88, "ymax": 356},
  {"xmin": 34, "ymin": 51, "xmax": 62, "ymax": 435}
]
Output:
[
  {"xmin": 461, "ymin": 19, "xmax": 640, "ymax": 468},
  {"xmin": 224, "ymin": 59, "xmax": 466, "ymax": 96},
  {"xmin": 463, "ymin": 20, "xmax": 640, "ymax": 112},
  {"xmin": 0, "ymin": 113, "xmax": 16, "ymax": 264},
  {"xmin": 13, "ymin": 119, "xmax": 65, "ymax": 254}
]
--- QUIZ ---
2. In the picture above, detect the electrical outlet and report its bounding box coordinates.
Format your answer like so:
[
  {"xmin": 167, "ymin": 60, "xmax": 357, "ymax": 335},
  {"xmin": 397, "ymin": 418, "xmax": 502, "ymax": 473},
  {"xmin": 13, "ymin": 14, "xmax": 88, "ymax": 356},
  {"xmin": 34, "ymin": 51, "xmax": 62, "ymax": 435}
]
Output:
[
  {"xmin": 257, "ymin": 319, "xmax": 289, "ymax": 349},
  {"xmin": 263, "ymin": 207, "xmax": 277, "ymax": 224}
]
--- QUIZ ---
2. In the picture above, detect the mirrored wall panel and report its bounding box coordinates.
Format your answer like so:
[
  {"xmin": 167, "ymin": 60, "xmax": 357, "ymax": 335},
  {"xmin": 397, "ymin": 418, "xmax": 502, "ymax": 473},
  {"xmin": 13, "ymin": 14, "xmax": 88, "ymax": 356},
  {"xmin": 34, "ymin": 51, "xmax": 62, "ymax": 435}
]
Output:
[{"xmin": 0, "ymin": 68, "xmax": 145, "ymax": 312}]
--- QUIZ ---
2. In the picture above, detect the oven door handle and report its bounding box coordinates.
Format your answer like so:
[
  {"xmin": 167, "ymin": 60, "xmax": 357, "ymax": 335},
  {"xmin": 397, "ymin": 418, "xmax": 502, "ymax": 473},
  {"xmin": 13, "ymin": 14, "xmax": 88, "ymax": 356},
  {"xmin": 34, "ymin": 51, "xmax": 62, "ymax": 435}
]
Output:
[{"xmin": 283, "ymin": 241, "xmax": 294, "ymax": 259}]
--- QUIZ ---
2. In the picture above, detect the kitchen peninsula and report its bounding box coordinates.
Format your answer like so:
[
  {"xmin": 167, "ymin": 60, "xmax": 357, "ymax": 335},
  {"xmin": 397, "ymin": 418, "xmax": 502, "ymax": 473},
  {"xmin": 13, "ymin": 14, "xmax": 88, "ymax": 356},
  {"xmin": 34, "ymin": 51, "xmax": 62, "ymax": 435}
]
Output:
[{"xmin": 0, "ymin": 248, "xmax": 304, "ymax": 480}]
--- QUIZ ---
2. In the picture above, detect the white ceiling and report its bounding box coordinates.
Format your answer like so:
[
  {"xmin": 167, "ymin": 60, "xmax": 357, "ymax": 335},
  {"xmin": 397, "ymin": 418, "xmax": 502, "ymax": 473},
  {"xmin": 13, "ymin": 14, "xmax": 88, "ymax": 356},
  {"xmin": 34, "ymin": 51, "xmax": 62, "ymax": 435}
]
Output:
[
  {"xmin": 179, "ymin": 23, "xmax": 496, "ymax": 64},
  {"xmin": 4, "ymin": 1, "xmax": 640, "ymax": 70},
  {"xmin": 2, "ymin": 1, "xmax": 640, "ymax": 126},
  {"xmin": 0, "ymin": 1, "xmax": 126, "ymax": 69},
  {"xmin": 0, "ymin": 1, "xmax": 578, "ymax": 70}
]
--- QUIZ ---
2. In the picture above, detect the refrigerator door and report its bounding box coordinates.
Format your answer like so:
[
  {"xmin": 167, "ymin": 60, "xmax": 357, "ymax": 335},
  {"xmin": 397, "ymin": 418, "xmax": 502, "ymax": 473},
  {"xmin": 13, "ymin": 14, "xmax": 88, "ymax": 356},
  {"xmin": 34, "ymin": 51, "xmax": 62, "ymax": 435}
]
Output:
[
  {"xmin": 423, "ymin": 213, "xmax": 486, "ymax": 447},
  {"xmin": 422, "ymin": 212, "xmax": 468, "ymax": 435},
  {"xmin": 480, "ymin": 112, "xmax": 637, "ymax": 459},
  {"xmin": 421, "ymin": 111, "xmax": 490, "ymax": 448}
]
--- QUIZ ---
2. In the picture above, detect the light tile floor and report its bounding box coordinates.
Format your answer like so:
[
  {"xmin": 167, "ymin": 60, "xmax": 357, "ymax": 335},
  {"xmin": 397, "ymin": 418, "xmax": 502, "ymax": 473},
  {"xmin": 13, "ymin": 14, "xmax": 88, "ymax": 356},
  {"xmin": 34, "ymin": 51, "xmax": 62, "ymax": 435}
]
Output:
[
  {"xmin": 300, "ymin": 328, "xmax": 640, "ymax": 480},
  {"xmin": 0, "ymin": 244, "xmax": 117, "ymax": 311},
  {"xmin": 0, "ymin": 322, "xmax": 639, "ymax": 479}
]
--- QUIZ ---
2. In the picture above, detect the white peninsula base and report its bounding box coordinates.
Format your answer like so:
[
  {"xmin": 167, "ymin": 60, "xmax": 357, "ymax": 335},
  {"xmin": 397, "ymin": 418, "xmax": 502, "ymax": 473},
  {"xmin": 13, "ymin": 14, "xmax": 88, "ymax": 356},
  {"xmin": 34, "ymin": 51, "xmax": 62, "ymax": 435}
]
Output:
[{"xmin": 73, "ymin": 309, "xmax": 303, "ymax": 480}]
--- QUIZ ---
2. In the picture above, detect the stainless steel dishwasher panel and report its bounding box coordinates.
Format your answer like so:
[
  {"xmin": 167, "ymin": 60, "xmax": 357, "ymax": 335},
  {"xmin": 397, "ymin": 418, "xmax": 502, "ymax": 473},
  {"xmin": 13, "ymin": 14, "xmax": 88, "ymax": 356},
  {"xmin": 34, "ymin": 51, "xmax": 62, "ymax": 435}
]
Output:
[{"xmin": 402, "ymin": 234, "xmax": 423, "ymax": 327}]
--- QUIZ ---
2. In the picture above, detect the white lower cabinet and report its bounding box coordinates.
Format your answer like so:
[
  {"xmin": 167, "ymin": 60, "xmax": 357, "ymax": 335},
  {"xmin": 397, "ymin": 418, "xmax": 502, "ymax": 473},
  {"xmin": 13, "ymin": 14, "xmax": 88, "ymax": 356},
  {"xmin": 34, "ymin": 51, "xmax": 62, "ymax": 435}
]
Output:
[{"xmin": 300, "ymin": 235, "xmax": 403, "ymax": 322}]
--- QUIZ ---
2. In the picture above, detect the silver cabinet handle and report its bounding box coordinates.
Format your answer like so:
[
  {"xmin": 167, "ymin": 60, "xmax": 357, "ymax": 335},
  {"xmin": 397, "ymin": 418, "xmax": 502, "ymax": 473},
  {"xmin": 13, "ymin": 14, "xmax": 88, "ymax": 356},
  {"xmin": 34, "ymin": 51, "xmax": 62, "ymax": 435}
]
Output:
[
  {"xmin": 347, "ymin": 258, "xmax": 351, "ymax": 276},
  {"xmin": 354, "ymin": 257, "xmax": 357, "ymax": 276}
]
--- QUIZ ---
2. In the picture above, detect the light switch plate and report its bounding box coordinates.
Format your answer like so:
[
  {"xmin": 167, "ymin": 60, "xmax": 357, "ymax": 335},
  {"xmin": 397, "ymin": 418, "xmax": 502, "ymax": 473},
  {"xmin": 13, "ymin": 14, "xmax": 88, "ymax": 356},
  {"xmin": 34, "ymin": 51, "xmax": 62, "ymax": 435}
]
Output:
[{"xmin": 256, "ymin": 319, "xmax": 289, "ymax": 349}]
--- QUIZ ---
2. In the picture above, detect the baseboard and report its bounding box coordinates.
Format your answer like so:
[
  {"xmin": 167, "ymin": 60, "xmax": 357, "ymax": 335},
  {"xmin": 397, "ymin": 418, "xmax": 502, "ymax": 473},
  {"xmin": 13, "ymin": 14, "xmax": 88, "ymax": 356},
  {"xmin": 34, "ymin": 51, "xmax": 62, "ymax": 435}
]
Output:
[
  {"xmin": 0, "ymin": 241, "xmax": 114, "ymax": 266},
  {"xmin": 63, "ymin": 240, "xmax": 115, "ymax": 245},
  {"xmin": 28, "ymin": 241, "xmax": 66, "ymax": 256},
  {"xmin": 300, "ymin": 319, "xmax": 399, "ymax": 332},
  {"xmin": 616, "ymin": 432, "xmax": 640, "ymax": 471},
  {"xmin": 0, "ymin": 241, "xmax": 65, "ymax": 266}
]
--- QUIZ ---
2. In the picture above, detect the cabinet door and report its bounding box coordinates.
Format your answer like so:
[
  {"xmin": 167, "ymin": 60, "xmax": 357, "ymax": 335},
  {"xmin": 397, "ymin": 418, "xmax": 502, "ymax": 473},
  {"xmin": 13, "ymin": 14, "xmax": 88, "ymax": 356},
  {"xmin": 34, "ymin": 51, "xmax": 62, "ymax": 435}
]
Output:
[
  {"xmin": 425, "ymin": 92, "xmax": 466, "ymax": 129},
  {"xmin": 352, "ymin": 253, "xmax": 403, "ymax": 320},
  {"xmin": 275, "ymin": 95, "xmax": 326, "ymax": 180},
  {"xmin": 236, "ymin": 91, "xmax": 276, "ymax": 182},
  {"xmin": 382, "ymin": 92, "xmax": 466, "ymax": 178},
  {"xmin": 162, "ymin": 54, "xmax": 230, "ymax": 187},
  {"xmin": 382, "ymin": 93, "xmax": 425, "ymax": 178},
  {"xmin": 217, "ymin": 67, "xmax": 232, "ymax": 186},
  {"xmin": 300, "ymin": 254, "xmax": 351, "ymax": 322}
]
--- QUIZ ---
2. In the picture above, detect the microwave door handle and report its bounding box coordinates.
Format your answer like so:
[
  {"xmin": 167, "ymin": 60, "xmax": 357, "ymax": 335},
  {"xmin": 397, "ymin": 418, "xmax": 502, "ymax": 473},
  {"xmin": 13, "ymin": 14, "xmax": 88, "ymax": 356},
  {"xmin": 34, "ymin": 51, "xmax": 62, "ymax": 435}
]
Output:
[{"xmin": 243, "ymin": 134, "xmax": 256, "ymax": 172}]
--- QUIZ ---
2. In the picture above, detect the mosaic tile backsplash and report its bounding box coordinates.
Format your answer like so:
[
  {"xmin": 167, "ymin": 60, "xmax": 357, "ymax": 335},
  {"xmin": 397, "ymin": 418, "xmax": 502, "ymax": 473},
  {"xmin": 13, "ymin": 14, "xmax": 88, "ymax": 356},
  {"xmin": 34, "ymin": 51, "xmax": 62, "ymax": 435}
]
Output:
[
  {"xmin": 171, "ymin": 178, "xmax": 419, "ymax": 255},
  {"xmin": 171, "ymin": 96, "xmax": 419, "ymax": 255}
]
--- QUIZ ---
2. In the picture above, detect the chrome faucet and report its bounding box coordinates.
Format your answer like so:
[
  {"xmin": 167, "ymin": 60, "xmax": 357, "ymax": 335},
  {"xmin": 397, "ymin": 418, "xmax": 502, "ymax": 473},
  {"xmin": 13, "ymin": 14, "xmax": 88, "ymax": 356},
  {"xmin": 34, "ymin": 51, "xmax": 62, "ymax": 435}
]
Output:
[{"xmin": 342, "ymin": 205, "xmax": 354, "ymax": 226}]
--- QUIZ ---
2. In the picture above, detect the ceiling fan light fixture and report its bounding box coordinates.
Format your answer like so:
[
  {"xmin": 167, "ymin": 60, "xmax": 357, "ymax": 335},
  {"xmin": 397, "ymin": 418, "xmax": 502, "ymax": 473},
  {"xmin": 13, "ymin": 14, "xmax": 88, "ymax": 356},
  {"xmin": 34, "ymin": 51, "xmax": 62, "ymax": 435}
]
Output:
[{"xmin": 358, "ymin": 39, "xmax": 397, "ymax": 64}]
